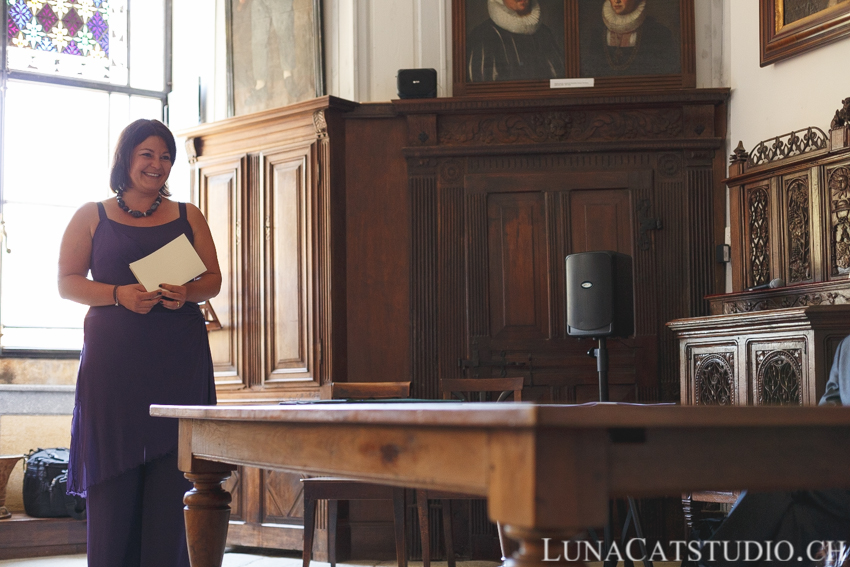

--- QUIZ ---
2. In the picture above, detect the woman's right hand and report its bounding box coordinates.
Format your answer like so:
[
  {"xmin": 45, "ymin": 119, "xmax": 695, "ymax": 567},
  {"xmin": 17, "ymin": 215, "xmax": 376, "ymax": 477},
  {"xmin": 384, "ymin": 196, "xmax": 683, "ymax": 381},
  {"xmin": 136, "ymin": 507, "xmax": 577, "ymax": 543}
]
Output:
[{"xmin": 116, "ymin": 284, "xmax": 161, "ymax": 314}]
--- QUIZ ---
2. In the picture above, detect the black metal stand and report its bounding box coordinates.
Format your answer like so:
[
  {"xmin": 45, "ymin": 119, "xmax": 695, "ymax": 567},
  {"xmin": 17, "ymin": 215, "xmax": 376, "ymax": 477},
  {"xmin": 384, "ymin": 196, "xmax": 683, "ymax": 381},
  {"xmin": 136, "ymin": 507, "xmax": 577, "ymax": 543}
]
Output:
[
  {"xmin": 588, "ymin": 337, "xmax": 653, "ymax": 567},
  {"xmin": 588, "ymin": 337, "xmax": 609, "ymax": 402}
]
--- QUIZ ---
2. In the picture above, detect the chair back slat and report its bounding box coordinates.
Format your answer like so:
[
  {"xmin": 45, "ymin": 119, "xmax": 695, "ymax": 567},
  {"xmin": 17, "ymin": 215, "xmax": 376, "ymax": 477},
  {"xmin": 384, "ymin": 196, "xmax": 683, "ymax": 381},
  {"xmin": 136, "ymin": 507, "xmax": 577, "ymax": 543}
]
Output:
[{"xmin": 321, "ymin": 381, "xmax": 411, "ymax": 400}]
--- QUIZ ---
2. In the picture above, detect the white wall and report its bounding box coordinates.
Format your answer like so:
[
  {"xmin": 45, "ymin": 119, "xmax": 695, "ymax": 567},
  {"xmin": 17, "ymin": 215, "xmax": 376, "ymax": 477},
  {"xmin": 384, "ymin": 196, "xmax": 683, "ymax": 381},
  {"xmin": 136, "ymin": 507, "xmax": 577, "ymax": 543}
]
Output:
[
  {"xmin": 323, "ymin": 0, "xmax": 452, "ymax": 101},
  {"xmin": 728, "ymin": 2, "xmax": 850, "ymax": 156}
]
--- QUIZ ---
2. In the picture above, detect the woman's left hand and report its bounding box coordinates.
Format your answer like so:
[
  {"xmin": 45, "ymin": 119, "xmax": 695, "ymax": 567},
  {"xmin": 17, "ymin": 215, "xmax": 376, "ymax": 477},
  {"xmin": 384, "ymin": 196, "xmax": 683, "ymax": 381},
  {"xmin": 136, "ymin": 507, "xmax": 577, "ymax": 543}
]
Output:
[{"xmin": 158, "ymin": 283, "xmax": 188, "ymax": 310}]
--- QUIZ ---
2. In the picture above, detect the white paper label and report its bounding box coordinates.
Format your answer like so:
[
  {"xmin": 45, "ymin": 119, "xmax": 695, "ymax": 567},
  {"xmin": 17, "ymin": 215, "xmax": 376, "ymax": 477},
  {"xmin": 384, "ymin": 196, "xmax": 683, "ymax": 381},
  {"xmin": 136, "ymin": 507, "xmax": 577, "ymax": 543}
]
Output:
[{"xmin": 550, "ymin": 78, "xmax": 595, "ymax": 89}]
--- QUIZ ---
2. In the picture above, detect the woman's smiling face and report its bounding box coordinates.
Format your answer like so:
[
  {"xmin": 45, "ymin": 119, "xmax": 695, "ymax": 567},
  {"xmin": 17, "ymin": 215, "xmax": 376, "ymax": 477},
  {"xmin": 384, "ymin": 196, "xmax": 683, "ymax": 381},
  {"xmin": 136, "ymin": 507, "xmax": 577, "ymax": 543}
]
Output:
[{"xmin": 126, "ymin": 135, "xmax": 172, "ymax": 192}]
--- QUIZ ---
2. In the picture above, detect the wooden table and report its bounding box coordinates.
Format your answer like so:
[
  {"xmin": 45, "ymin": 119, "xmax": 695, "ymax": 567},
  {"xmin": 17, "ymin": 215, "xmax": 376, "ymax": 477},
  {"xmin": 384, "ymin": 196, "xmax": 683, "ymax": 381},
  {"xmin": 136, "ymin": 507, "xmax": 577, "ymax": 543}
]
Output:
[{"xmin": 150, "ymin": 402, "xmax": 850, "ymax": 567}]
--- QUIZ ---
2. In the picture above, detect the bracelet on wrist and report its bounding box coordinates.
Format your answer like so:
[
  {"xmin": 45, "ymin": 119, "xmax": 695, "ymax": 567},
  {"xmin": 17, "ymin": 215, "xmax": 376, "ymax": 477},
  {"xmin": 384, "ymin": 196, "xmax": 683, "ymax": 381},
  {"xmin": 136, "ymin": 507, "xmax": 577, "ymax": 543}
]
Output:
[{"xmin": 113, "ymin": 285, "xmax": 120, "ymax": 306}]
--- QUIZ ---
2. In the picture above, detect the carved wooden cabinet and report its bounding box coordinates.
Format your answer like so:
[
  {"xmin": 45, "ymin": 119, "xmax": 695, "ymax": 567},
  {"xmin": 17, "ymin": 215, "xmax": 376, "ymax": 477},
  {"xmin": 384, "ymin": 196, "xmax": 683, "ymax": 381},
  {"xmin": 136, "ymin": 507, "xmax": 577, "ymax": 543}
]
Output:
[
  {"xmin": 669, "ymin": 305, "xmax": 850, "ymax": 408},
  {"xmin": 393, "ymin": 89, "xmax": 730, "ymax": 406},
  {"xmin": 181, "ymin": 97, "xmax": 355, "ymax": 552},
  {"xmin": 726, "ymin": 107, "xmax": 850, "ymax": 302}
]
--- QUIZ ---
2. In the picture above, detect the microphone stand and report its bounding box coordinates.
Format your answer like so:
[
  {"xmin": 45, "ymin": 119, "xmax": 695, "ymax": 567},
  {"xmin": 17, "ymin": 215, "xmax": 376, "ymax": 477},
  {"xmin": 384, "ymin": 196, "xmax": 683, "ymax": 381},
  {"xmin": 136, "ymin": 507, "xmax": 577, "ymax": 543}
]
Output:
[
  {"xmin": 588, "ymin": 336, "xmax": 609, "ymax": 402},
  {"xmin": 587, "ymin": 336, "xmax": 652, "ymax": 567}
]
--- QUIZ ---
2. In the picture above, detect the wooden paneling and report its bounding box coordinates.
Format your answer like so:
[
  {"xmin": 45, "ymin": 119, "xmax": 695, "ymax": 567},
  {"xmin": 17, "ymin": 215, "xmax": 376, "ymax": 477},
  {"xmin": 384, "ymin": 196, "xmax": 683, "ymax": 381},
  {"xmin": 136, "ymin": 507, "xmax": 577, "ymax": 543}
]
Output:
[
  {"xmin": 486, "ymin": 192, "xmax": 549, "ymax": 340},
  {"xmin": 343, "ymin": 117, "xmax": 410, "ymax": 385},
  {"xmin": 183, "ymin": 97, "xmax": 355, "ymax": 556},
  {"xmin": 264, "ymin": 148, "xmax": 315, "ymax": 386},
  {"xmin": 197, "ymin": 157, "xmax": 244, "ymax": 389},
  {"xmin": 570, "ymin": 189, "xmax": 632, "ymax": 254}
]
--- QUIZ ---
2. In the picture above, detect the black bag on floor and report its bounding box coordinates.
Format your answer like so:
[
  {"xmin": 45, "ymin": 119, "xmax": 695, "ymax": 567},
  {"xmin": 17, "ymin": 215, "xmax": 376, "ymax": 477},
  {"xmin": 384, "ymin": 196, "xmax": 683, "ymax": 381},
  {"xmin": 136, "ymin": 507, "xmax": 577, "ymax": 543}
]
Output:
[{"xmin": 23, "ymin": 448, "xmax": 86, "ymax": 520}]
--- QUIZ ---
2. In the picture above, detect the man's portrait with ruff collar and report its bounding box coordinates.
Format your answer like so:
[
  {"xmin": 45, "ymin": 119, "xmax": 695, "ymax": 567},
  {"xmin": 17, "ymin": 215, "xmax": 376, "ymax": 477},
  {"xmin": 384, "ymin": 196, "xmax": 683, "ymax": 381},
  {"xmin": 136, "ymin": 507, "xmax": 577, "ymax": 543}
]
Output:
[
  {"xmin": 579, "ymin": 0, "xmax": 681, "ymax": 77},
  {"xmin": 466, "ymin": 0, "xmax": 566, "ymax": 82}
]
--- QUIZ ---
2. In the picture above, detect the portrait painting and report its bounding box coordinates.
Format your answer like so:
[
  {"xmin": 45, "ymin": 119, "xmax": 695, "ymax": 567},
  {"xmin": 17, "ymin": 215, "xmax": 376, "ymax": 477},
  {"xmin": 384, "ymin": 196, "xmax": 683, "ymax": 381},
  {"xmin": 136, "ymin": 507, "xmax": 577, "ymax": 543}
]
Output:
[
  {"xmin": 452, "ymin": 0, "xmax": 694, "ymax": 97},
  {"xmin": 464, "ymin": 0, "xmax": 566, "ymax": 83},
  {"xmin": 578, "ymin": 0, "xmax": 682, "ymax": 78},
  {"xmin": 229, "ymin": 0, "xmax": 324, "ymax": 116}
]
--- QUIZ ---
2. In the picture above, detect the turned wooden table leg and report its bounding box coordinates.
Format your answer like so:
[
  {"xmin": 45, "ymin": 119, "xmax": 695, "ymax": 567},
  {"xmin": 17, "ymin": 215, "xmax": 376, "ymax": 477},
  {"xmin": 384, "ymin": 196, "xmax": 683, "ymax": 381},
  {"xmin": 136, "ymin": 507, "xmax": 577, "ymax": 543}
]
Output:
[
  {"xmin": 501, "ymin": 525, "xmax": 587, "ymax": 567},
  {"xmin": 184, "ymin": 471, "xmax": 232, "ymax": 567}
]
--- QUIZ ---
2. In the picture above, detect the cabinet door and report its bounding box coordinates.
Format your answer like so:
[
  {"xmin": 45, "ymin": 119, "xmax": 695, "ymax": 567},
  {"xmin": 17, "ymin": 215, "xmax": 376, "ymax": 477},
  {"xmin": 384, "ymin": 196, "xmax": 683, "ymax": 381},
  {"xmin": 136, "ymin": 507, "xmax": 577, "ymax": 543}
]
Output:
[
  {"xmin": 747, "ymin": 339, "xmax": 807, "ymax": 406},
  {"xmin": 685, "ymin": 343, "xmax": 739, "ymax": 406},
  {"xmin": 197, "ymin": 157, "xmax": 244, "ymax": 389},
  {"xmin": 461, "ymin": 170, "xmax": 657, "ymax": 403},
  {"xmin": 263, "ymin": 147, "xmax": 316, "ymax": 387}
]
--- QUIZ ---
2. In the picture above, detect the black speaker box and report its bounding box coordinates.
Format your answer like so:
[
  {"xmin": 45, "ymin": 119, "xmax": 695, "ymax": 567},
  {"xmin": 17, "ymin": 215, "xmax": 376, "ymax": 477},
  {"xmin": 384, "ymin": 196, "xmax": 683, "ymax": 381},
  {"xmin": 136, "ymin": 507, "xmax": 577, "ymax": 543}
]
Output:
[
  {"xmin": 565, "ymin": 251, "xmax": 634, "ymax": 338},
  {"xmin": 397, "ymin": 68, "xmax": 437, "ymax": 99}
]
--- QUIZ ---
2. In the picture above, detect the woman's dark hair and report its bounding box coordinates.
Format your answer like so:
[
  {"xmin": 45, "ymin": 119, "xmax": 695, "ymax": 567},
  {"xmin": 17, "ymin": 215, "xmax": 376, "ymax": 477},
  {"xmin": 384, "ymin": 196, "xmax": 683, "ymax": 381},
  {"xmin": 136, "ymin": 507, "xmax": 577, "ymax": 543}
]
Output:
[{"xmin": 109, "ymin": 119, "xmax": 177, "ymax": 196}]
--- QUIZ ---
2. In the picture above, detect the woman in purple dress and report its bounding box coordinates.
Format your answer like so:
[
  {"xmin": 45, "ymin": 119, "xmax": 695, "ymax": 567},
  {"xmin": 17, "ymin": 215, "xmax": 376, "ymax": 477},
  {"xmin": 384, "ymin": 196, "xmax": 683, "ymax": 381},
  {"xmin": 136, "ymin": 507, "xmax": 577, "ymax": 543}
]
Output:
[{"xmin": 58, "ymin": 119, "xmax": 220, "ymax": 567}]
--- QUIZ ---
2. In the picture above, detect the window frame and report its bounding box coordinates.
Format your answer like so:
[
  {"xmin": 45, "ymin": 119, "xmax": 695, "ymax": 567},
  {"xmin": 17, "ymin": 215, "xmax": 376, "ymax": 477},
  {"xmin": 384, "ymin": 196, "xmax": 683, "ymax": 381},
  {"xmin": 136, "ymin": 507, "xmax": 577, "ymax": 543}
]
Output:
[{"xmin": 0, "ymin": 0, "xmax": 173, "ymax": 357}]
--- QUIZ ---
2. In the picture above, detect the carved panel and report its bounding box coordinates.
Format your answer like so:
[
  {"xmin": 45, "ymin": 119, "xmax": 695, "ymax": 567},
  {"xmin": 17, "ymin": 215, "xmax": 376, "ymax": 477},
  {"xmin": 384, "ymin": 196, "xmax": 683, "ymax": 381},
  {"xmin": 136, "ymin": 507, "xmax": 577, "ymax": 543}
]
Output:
[
  {"xmin": 263, "ymin": 149, "xmax": 315, "ymax": 386},
  {"xmin": 262, "ymin": 470, "xmax": 305, "ymax": 524},
  {"xmin": 197, "ymin": 158, "xmax": 244, "ymax": 388},
  {"xmin": 411, "ymin": 175, "xmax": 439, "ymax": 399},
  {"xmin": 487, "ymin": 192, "xmax": 549, "ymax": 340},
  {"xmin": 755, "ymin": 349, "xmax": 803, "ymax": 406},
  {"xmin": 438, "ymin": 109, "xmax": 683, "ymax": 146},
  {"xmin": 746, "ymin": 127, "xmax": 828, "ymax": 167},
  {"xmin": 785, "ymin": 177, "xmax": 811, "ymax": 283},
  {"xmin": 223, "ymin": 467, "xmax": 243, "ymax": 522},
  {"xmin": 694, "ymin": 352, "xmax": 735, "ymax": 406},
  {"xmin": 721, "ymin": 291, "xmax": 850, "ymax": 314},
  {"xmin": 829, "ymin": 165, "xmax": 850, "ymax": 276},
  {"xmin": 748, "ymin": 187, "xmax": 770, "ymax": 287},
  {"xmin": 688, "ymin": 168, "xmax": 715, "ymax": 316}
]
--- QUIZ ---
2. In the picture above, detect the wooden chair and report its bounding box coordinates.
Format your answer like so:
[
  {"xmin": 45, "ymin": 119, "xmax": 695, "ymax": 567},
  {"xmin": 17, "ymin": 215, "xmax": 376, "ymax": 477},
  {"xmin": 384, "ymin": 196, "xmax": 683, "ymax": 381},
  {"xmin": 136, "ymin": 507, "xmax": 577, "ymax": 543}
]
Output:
[
  {"xmin": 301, "ymin": 382, "xmax": 412, "ymax": 567},
  {"xmin": 410, "ymin": 377, "xmax": 525, "ymax": 567}
]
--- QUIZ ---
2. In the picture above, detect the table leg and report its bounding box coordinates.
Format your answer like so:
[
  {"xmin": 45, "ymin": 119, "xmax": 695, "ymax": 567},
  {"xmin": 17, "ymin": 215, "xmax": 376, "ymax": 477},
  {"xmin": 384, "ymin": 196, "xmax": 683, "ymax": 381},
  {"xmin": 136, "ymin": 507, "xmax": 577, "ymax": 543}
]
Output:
[
  {"xmin": 502, "ymin": 525, "xmax": 587, "ymax": 567},
  {"xmin": 183, "ymin": 471, "xmax": 232, "ymax": 567}
]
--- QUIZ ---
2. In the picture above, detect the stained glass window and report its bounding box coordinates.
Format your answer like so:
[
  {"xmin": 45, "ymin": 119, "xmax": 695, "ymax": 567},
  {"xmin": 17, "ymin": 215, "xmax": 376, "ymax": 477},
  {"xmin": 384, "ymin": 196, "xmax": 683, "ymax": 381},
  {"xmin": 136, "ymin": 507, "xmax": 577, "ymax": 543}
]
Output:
[{"xmin": 6, "ymin": 0, "xmax": 128, "ymax": 84}]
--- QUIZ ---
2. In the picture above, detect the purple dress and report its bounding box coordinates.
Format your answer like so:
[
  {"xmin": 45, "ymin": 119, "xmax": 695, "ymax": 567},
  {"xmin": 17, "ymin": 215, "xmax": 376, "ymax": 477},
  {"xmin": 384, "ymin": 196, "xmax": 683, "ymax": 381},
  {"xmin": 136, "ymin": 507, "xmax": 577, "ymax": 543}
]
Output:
[{"xmin": 68, "ymin": 202, "xmax": 216, "ymax": 497}]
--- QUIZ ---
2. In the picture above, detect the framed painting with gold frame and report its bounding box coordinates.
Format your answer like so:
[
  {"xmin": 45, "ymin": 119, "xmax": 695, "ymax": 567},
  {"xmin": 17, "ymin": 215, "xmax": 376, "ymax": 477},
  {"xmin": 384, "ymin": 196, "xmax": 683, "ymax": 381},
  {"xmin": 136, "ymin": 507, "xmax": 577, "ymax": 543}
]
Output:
[
  {"xmin": 452, "ymin": 0, "xmax": 696, "ymax": 99},
  {"xmin": 760, "ymin": 0, "xmax": 850, "ymax": 66}
]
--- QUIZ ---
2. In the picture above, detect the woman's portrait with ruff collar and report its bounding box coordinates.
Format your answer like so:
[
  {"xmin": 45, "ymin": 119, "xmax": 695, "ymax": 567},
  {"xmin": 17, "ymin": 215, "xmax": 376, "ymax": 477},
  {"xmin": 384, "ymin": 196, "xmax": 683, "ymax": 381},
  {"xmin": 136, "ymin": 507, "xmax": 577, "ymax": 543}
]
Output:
[{"xmin": 579, "ymin": 0, "xmax": 681, "ymax": 77}]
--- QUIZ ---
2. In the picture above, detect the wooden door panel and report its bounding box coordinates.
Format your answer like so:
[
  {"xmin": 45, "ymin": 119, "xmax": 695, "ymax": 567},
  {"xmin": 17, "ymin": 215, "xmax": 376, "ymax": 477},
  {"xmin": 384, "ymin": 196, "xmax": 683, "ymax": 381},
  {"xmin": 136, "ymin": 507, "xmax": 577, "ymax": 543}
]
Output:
[
  {"xmin": 198, "ymin": 158, "xmax": 243, "ymax": 388},
  {"xmin": 464, "ymin": 170, "xmax": 655, "ymax": 403},
  {"xmin": 570, "ymin": 189, "xmax": 633, "ymax": 255},
  {"xmin": 486, "ymin": 192, "xmax": 549, "ymax": 340},
  {"xmin": 262, "ymin": 470, "xmax": 305, "ymax": 524},
  {"xmin": 747, "ymin": 339, "xmax": 807, "ymax": 406},
  {"xmin": 264, "ymin": 149, "xmax": 315, "ymax": 386}
]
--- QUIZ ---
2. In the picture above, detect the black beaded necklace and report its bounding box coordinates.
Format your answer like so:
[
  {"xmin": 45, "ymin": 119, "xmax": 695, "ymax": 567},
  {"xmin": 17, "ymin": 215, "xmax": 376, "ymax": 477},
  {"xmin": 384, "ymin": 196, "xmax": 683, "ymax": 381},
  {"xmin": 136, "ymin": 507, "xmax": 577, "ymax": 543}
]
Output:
[{"xmin": 116, "ymin": 189, "xmax": 162, "ymax": 218}]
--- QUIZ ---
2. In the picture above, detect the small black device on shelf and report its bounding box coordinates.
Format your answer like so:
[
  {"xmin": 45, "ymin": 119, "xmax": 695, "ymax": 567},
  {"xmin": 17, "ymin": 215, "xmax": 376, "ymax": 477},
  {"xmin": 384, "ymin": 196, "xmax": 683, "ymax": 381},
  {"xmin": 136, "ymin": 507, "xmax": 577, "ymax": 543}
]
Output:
[{"xmin": 397, "ymin": 68, "xmax": 437, "ymax": 99}]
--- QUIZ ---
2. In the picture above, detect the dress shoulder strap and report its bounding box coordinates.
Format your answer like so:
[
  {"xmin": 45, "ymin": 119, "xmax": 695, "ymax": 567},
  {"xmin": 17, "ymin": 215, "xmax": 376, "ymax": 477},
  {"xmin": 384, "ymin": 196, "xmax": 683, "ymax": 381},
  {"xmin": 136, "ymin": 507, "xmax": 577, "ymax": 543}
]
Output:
[
  {"xmin": 96, "ymin": 202, "xmax": 107, "ymax": 221},
  {"xmin": 179, "ymin": 202, "xmax": 187, "ymax": 220}
]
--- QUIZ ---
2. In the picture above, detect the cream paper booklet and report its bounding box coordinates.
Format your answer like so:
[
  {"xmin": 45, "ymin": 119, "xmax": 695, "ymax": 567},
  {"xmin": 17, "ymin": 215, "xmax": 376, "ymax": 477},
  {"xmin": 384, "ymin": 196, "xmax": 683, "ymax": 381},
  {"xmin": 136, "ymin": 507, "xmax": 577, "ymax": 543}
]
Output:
[{"xmin": 129, "ymin": 234, "xmax": 207, "ymax": 292}]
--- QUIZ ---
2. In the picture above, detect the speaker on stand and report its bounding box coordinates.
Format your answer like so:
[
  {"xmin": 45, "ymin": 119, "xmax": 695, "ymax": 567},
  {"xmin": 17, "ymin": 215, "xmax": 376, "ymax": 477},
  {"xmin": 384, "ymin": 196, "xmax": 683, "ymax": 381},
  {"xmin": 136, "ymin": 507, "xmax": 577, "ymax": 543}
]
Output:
[{"xmin": 565, "ymin": 251, "xmax": 650, "ymax": 567}]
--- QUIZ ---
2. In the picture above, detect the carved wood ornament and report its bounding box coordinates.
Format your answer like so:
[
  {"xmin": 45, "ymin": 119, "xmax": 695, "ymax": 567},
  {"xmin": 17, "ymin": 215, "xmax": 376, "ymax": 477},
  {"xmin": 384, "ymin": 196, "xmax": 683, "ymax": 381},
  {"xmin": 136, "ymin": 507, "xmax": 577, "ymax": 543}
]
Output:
[
  {"xmin": 727, "ymin": 97, "xmax": 850, "ymax": 299},
  {"xmin": 786, "ymin": 177, "xmax": 811, "ymax": 284},
  {"xmin": 748, "ymin": 187, "xmax": 770, "ymax": 287},
  {"xmin": 756, "ymin": 349, "xmax": 802, "ymax": 406},
  {"xmin": 694, "ymin": 352, "xmax": 734, "ymax": 406},
  {"xmin": 829, "ymin": 165, "xmax": 850, "ymax": 276}
]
